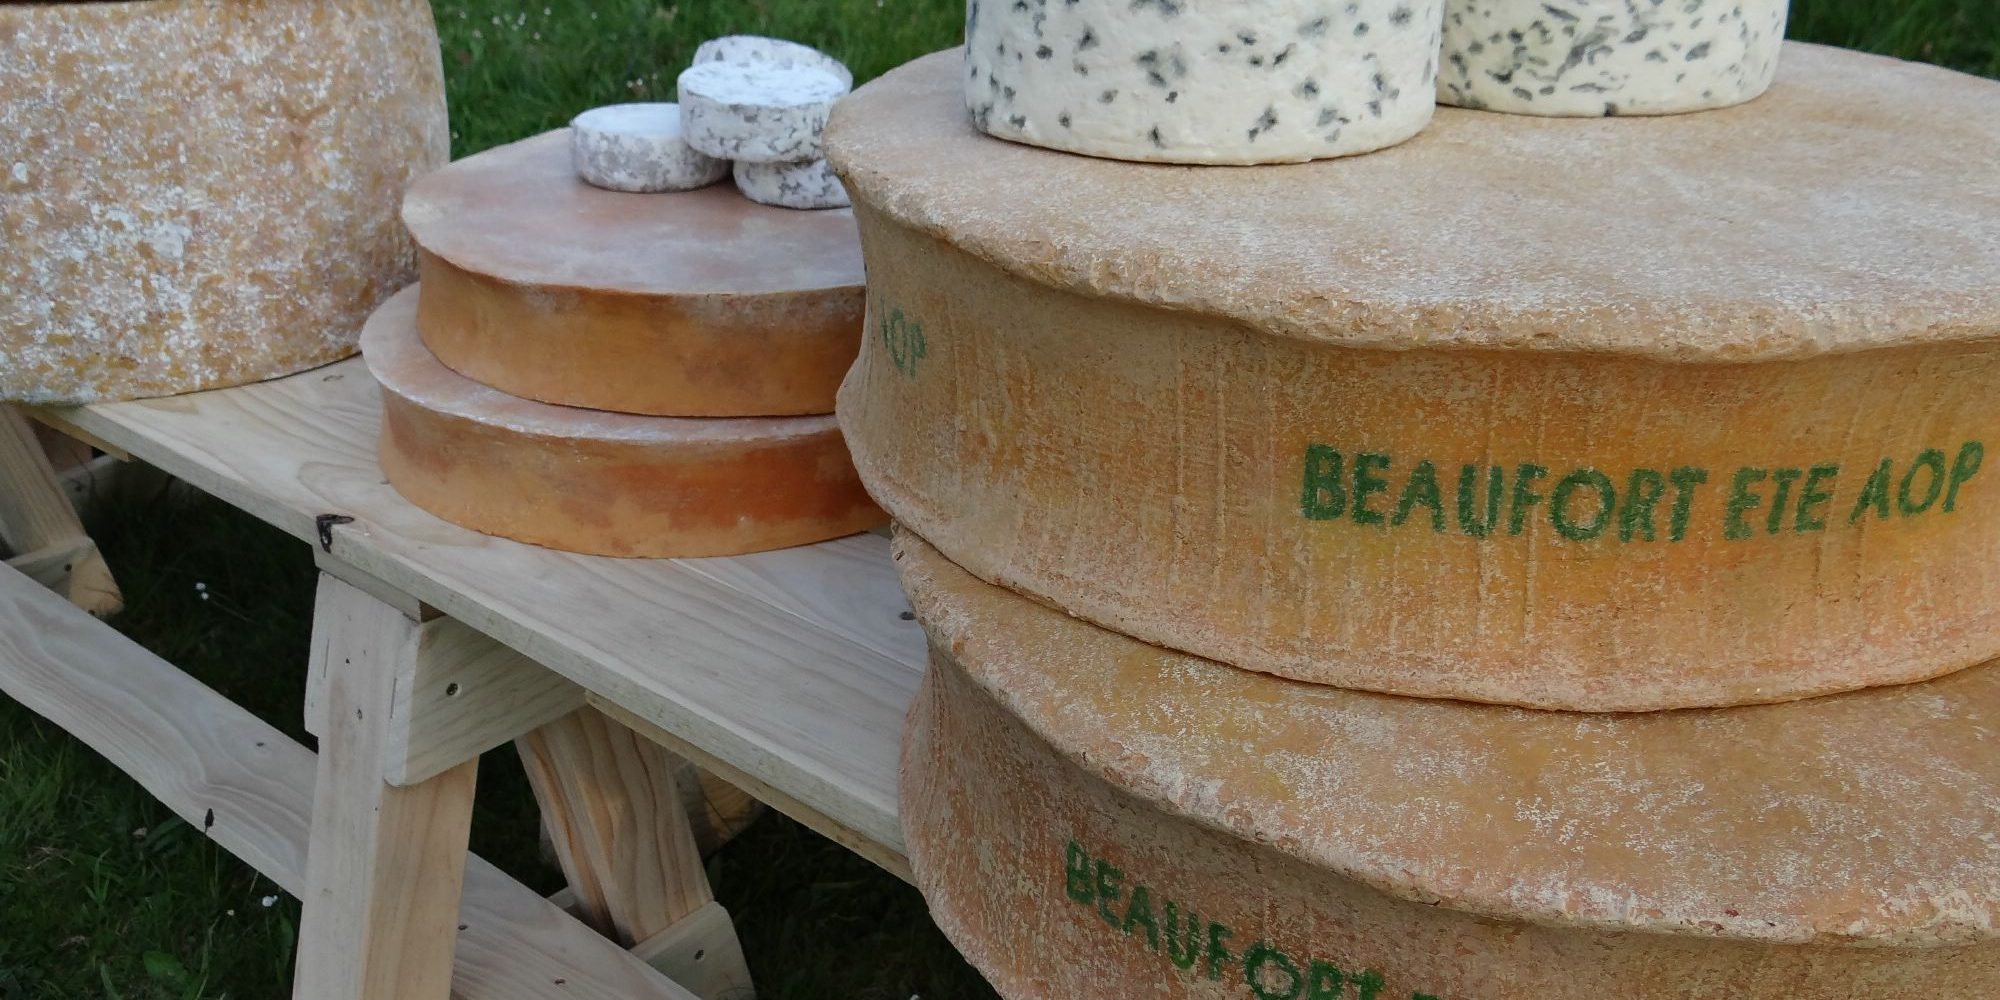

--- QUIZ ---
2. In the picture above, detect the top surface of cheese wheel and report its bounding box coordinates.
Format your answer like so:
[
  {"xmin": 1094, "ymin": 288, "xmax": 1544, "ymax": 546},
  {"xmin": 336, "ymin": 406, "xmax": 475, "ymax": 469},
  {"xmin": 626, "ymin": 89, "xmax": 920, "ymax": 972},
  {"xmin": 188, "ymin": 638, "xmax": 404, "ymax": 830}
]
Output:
[
  {"xmin": 404, "ymin": 130, "xmax": 862, "ymax": 298},
  {"xmin": 894, "ymin": 529, "xmax": 2000, "ymax": 948},
  {"xmin": 828, "ymin": 45, "xmax": 2000, "ymax": 362}
]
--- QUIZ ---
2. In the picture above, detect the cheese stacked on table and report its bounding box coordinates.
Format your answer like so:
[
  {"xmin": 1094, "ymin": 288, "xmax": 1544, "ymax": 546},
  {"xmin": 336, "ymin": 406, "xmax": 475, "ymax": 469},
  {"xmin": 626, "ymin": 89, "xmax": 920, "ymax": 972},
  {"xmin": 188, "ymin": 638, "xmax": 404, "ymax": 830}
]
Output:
[{"xmin": 828, "ymin": 45, "xmax": 2000, "ymax": 1000}]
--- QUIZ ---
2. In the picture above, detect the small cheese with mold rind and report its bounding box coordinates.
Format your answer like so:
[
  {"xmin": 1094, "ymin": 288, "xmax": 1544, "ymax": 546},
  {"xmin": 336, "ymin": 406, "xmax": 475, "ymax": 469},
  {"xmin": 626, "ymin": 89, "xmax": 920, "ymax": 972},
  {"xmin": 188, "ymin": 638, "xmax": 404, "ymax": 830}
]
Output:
[
  {"xmin": 1437, "ymin": 0, "xmax": 1789, "ymax": 115},
  {"xmin": 693, "ymin": 34, "xmax": 854, "ymax": 89},
  {"xmin": 963, "ymin": 0, "xmax": 1446, "ymax": 164},
  {"xmin": 678, "ymin": 62, "xmax": 850, "ymax": 164},
  {"xmin": 733, "ymin": 158, "xmax": 851, "ymax": 210},
  {"xmin": 569, "ymin": 103, "xmax": 728, "ymax": 192}
]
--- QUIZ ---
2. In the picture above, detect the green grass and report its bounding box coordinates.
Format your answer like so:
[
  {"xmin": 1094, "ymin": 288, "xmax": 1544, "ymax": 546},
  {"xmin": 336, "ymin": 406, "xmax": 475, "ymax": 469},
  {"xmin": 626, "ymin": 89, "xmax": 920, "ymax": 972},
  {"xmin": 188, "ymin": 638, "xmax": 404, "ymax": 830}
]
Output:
[{"xmin": 2, "ymin": 1, "xmax": 1996, "ymax": 997}]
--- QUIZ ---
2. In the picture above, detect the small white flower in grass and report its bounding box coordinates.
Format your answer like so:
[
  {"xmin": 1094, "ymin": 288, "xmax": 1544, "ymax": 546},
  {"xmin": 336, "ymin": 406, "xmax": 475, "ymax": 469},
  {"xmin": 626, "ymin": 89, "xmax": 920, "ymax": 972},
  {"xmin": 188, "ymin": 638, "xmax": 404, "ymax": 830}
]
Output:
[
  {"xmin": 261, "ymin": 895, "xmax": 279, "ymax": 908},
  {"xmin": 226, "ymin": 909, "xmax": 235, "ymax": 917}
]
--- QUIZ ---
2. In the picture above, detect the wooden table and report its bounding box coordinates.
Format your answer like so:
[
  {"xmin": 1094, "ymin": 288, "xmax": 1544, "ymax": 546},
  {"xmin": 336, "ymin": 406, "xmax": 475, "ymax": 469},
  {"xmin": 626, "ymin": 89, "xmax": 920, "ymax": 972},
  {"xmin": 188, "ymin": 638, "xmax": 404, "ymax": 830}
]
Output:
[{"xmin": 0, "ymin": 355, "xmax": 926, "ymax": 999}]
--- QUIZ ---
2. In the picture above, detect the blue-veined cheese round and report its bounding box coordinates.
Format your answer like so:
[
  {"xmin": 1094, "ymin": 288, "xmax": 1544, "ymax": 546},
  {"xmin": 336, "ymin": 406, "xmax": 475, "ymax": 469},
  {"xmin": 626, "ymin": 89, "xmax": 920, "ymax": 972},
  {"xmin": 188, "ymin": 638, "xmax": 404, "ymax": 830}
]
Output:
[
  {"xmin": 963, "ymin": 0, "xmax": 1446, "ymax": 164},
  {"xmin": 1437, "ymin": 0, "xmax": 1789, "ymax": 115},
  {"xmin": 693, "ymin": 35, "xmax": 854, "ymax": 90},
  {"xmin": 569, "ymin": 104, "xmax": 728, "ymax": 193},
  {"xmin": 677, "ymin": 62, "xmax": 851, "ymax": 164},
  {"xmin": 734, "ymin": 158, "xmax": 851, "ymax": 210}
]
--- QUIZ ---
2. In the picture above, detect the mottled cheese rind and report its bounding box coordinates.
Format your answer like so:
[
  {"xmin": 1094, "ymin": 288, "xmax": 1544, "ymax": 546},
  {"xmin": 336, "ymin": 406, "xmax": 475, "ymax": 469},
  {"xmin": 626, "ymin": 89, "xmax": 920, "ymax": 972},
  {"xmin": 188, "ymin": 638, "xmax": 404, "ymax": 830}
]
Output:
[
  {"xmin": 964, "ymin": 0, "xmax": 1445, "ymax": 164},
  {"xmin": 404, "ymin": 131, "xmax": 866, "ymax": 418},
  {"xmin": 1438, "ymin": 0, "xmax": 1789, "ymax": 115},
  {"xmin": 693, "ymin": 35, "xmax": 855, "ymax": 90},
  {"xmin": 898, "ymin": 529, "xmax": 2000, "ymax": 1000},
  {"xmin": 678, "ymin": 62, "xmax": 850, "ymax": 164},
  {"xmin": 839, "ymin": 206, "xmax": 2000, "ymax": 711},
  {"xmin": 734, "ymin": 159, "xmax": 852, "ymax": 210},
  {"xmin": 570, "ymin": 103, "xmax": 728, "ymax": 192},
  {"xmin": 366, "ymin": 287, "xmax": 884, "ymax": 558},
  {"xmin": 1, "ymin": 0, "xmax": 448, "ymax": 404}
]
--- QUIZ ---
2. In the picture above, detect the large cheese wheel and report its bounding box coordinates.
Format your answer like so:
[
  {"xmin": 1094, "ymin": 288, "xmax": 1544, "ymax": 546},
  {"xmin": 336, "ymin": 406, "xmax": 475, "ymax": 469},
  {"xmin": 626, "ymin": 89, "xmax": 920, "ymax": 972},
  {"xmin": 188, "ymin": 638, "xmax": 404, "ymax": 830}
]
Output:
[
  {"xmin": 964, "ymin": 0, "xmax": 1445, "ymax": 164},
  {"xmin": 364, "ymin": 287, "xmax": 884, "ymax": 558},
  {"xmin": 829, "ymin": 46, "xmax": 2000, "ymax": 712},
  {"xmin": 896, "ymin": 530, "xmax": 2000, "ymax": 1000},
  {"xmin": 1, "ymin": 0, "xmax": 448, "ymax": 404},
  {"xmin": 402, "ymin": 131, "xmax": 865, "ymax": 418}
]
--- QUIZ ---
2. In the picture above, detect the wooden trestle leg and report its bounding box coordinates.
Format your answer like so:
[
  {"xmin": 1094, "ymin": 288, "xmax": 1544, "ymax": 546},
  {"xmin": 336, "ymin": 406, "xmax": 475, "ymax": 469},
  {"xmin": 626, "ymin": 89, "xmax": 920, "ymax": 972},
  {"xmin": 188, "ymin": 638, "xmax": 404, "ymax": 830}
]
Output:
[{"xmin": 0, "ymin": 406, "xmax": 120, "ymax": 616}]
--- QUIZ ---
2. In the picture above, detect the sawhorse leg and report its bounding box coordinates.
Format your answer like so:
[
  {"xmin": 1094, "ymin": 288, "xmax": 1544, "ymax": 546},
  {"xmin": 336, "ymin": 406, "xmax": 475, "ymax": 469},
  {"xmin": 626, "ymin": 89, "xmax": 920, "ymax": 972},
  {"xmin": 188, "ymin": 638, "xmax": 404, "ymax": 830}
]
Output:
[
  {"xmin": 0, "ymin": 406, "xmax": 120, "ymax": 616},
  {"xmin": 293, "ymin": 573, "xmax": 477, "ymax": 1000},
  {"xmin": 519, "ymin": 711, "xmax": 755, "ymax": 999}
]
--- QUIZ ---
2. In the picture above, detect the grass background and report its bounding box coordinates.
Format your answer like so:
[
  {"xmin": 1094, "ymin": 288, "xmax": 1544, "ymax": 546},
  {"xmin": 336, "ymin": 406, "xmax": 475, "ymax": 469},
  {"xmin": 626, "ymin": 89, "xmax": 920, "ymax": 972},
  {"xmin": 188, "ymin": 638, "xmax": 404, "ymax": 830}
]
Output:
[{"xmin": 2, "ymin": 1, "xmax": 1996, "ymax": 997}]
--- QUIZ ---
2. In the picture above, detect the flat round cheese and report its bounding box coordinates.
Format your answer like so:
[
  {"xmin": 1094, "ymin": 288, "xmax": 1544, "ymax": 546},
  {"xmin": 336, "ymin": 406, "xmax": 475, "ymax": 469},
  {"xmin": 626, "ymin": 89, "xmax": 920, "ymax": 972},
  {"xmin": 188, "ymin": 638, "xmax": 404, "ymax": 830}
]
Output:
[
  {"xmin": 0, "ymin": 0, "xmax": 448, "ymax": 404},
  {"xmin": 402, "ymin": 130, "xmax": 865, "ymax": 418},
  {"xmin": 830, "ymin": 46, "xmax": 2000, "ymax": 711},
  {"xmin": 363, "ymin": 287, "xmax": 884, "ymax": 558},
  {"xmin": 897, "ymin": 530, "xmax": 2000, "ymax": 1000},
  {"xmin": 1438, "ymin": 0, "xmax": 1789, "ymax": 115},
  {"xmin": 734, "ymin": 158, "xmax": 851, "ymax": 210},
  {"xmin": 570, "ymin": 103, "xmax": 728, "ymax": 192},
  {"xmin": 964, "ymin": 0, "xmax": 1445, "ymax": 163},
  {"xmin": 693, "ymin": 35, "xmax": 854, "ymax": 90},
  {"xmin": 678, "ymin": 62, "xmax": 850, "ymax": 164}
]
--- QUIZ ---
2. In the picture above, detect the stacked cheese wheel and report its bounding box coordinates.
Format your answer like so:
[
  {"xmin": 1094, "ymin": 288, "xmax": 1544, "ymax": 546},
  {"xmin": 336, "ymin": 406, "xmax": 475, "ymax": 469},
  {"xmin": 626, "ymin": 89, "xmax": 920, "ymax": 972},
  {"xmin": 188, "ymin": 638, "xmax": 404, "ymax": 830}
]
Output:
[
  {"xmin": 962, "ymin": 0, "xmax": 1793, "ymax": 164},
  {"xmin": 361, "ymin": 124, "xmax": 884, "ymax": 559},
  {"xmin": 567, "ymin": 36, "xmax": 854, "ymax": 210},
  {"xmin": 830, "ymin": 46, "xmax": 2000, "ymax": 999}
]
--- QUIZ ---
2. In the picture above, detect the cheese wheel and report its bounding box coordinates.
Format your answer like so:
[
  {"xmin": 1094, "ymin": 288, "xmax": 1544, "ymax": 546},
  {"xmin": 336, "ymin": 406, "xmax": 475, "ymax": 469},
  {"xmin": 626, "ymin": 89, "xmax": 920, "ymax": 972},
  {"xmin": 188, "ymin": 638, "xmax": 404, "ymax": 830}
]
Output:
[
  {"xmin": 896, "ymin": 529, "xmax": 2000, "ymax": 1000},
  {"xmin": 829, "ymin": 46, "xmax": 2000, "ymax": 711},
  {"xmin": 677, "ymin": 62, "xmax": 849, "ymax": 164},
  {"xmin": 733, "ymin": 159, "xmax": 851, "ymax": 210},
  {"xmin": 0, "ymin": 0, "xmax": 448, "ymax": 404},
  {"xmin": 964, "ymin": 0, "xmax": 1444, "ymax": 164},
  {"xmin": 1437, "ymin": 0, "xmax": 1789, "ymax": 115},
  {"xmin": 363, "ymin": 287, "xmax": 884, "ymax": 558},
  {"xmin": 569, "ymin": 103, "xmax": 728, "ymax": 192},
  {"xmin": 402, "ymin": 130, "xmax": 865, "ymax": 418},
  {"xmin": 693, "ymin": 35, "xmax": 854, "ymax": 90}
]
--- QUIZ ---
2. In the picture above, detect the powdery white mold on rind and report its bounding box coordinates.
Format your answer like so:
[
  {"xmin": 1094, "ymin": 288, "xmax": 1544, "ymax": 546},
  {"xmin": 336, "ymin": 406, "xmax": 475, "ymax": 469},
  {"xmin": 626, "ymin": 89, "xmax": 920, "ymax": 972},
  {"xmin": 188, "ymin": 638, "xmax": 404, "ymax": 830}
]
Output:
[
  {"xmin": 963, "ymin": 0, "xmax": 1445, "ymax": 164},
  {"xmin": 896, "ymin": 530, "xmax": 2000, "ymax": 1000},
  {"xmin": 1438, "ymin": 0, "xmax": 1789, "ymax": 115},
  {"xmin": 693, "ymin": 34, "xmax": 855, "ymax": 90},
  {"xmin": 569, "ymin": 103, "xmax": 728, "ymax": 192},
  {"xmin": 828, "ymin": 48, "xmax": 2000, "ymax": 712},
  {"xmin": 677, "ymin": 62, "xmax": 851, "ymax": 164},
  {"xmin": 364, "ymin": 286, "xmax": 884, "ymax": 558},
  {"xmin": 0, "ymin": 0, "xmax": 449, "ymax": 404},
  {"xmin": 733, "ymin": 159, "xmax": 852, "ymax": 210}
]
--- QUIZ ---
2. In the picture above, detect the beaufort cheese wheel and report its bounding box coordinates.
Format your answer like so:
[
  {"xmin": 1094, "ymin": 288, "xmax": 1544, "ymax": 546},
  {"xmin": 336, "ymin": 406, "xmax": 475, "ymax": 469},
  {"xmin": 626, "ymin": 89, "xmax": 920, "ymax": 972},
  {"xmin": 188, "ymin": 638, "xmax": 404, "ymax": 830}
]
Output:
[
  {"xmin": 363, "ymin": 287, "xmax": 884, "ymax": 558},
  {"xmin": 677, "ymin": 62, "xmax": 849, "ymax": 164},
  {"xmin": 569, "ymin": 103, "xmax": 728, "ymax": 192},
  {"xmin": 1, "ymin": 0, "xmax": 448, "ymax": 404},
  {"xmin": 1437, "ymin": 0, "xmax": 1789, "ymax": 115},
  {"xmin": 402, "ymin": 130, "xmax": 866, "ymax": 418},
  {"xmin": 733, "ymin": 158, "xmax": 851, "ymax": 210},
  {"xmin": 896, "ymin": 530, "xmax": 2000, "ymax": 1000},
  {"xmin": 693, "ymin": 35, "xmax": 854, "ymax": 90},
  {"xmin": 964, "ymin": 0, "xmax": 1445, "ymax": 164},
  {"xmin": 829, "ymin": 46, "xmax": 2000, "ymax": 711}
]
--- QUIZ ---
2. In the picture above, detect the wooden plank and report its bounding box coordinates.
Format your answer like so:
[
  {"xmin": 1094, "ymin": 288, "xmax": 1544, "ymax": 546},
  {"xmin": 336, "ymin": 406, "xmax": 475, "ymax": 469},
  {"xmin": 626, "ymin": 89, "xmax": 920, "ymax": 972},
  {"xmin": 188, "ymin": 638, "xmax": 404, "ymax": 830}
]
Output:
[
  {"xmin": 0, "ymin": 405, "xmax": 119, "ymax": 615},
  {"xmin": 0, "ymin": 560, "xmax": 694, "ymax": 1000},
  {"xmin": 37, "ymin": 359, "xmax": 923, "ymax": 864},
  {"xmin": 516, "ymin": 709, "xmax": 713, "ymax": 942},
  {"xmin": 26, "ymin": 406, "xmax": 131, "ymax": 461},
  {"xmin": 293, "ymin": 575, "xmax": 478, "ymax": 1000},
  {"xmin": 6, "ymin": 539, "xmax": 97, "ymax": 592},
  {"xmin": 315, "ymin": 548, "xmax": 440, "ymax": 621},
  {"xmin": 591, "ymin": 695, "xmax": 913, "ymax": 884},
  {"xmin": 630, "ymin": 901, "xmax": 755, "ymax": 1000}
]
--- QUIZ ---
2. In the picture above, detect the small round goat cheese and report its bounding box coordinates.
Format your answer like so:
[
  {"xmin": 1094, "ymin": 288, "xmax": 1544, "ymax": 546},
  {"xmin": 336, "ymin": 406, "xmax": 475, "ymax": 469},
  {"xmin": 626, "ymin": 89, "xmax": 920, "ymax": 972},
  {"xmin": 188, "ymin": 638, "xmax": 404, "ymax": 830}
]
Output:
[
  {"xmin": 677, "ymin": 62, "xmax": 850, "ymax": 164},
  {"xmin": 963, "ymin": 0, "xmax": 1447, "ymax": 164},
  {"xmin": 1437, "ymin": 0, "xmax": 1789, "ymax": 115},
  {"xmin": 733, "ymin": 158, "xmax": 851, "ymax": 210},
  {"xmin": 693, "ymin": 34, "xmax": 854, "ymax": 89},
  {"xmin": 569, "ymin": 103, "xmax": 728, "ymax": 192}
]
